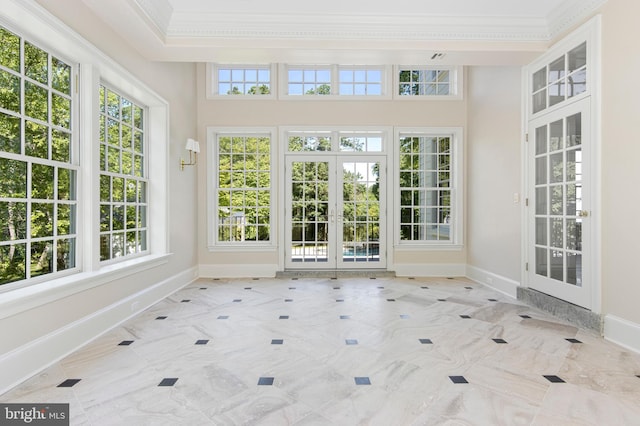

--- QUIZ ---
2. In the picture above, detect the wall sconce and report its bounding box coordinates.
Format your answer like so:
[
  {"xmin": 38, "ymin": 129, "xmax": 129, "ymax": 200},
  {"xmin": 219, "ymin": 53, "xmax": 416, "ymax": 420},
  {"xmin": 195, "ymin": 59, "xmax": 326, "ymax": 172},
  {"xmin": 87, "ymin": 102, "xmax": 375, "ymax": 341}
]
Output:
[{"xmin": 180, "ymin": 138, "xmax": 200, "ymax": 171}]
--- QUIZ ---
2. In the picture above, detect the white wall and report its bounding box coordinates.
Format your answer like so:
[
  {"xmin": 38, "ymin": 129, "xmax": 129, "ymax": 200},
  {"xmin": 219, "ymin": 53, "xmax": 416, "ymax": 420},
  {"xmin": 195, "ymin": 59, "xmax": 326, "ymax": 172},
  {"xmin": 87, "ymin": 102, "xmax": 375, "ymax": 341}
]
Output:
[
  {"xmin": 0, "ymin": 0, "xmax": 199, "ymax": 392},
  {"xmin": 599, "ymin": 0, "xmax": 640, "ymax": 349},
  {"xmin": 466, "ymin": 67, "xmax": 522, "ymax": 296}
]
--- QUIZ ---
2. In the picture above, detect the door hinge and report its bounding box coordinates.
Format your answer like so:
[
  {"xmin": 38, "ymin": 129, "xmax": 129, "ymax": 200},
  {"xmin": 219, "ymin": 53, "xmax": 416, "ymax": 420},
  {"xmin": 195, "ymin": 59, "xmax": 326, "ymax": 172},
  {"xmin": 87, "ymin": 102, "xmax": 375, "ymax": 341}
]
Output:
[
  {"xmin": 525, "ymin": 133, "xmax": 529, "ymax": 142},
  {"xmin": 525, "ymin": 198, "xmax": 529, "ymax": 207},
  {"xmin": 525, "ymin": 262, "xmax": 529, "ymax": 271}
]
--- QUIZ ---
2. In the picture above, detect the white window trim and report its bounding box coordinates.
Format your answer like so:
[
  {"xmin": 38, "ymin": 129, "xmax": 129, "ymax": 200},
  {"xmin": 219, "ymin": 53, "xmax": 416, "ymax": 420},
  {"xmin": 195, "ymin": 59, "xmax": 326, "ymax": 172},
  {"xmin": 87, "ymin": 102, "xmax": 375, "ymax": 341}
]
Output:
[
  {"xmin": 394, "ymin": 127, "xmax": 464, "ymax": 250},
  {"xmin": 207, "ymin": 127, "xmax": 278, "ymax": 251},
  {"xmin": 206, "ymin": 63, "xmax": 277, "ymax": 100},
  {"xmin": 0, "ymin": 0, "xmax": 170, "ymax": 298},
  {"xmin": 279, "ymin": 64, "xmax": 392, "ymax": 100},
  {"xmin": 394, "ymin": 65, "xmax": 464, "ymax": 101}
]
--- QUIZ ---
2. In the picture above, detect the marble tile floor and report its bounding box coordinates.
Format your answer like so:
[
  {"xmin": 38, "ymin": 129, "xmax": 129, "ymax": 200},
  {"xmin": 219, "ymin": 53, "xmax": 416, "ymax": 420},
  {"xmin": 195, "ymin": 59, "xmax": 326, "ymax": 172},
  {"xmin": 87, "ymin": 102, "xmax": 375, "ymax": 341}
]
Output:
[{"xmin": 2, "ymin": 276, "xmax": 640, "ymax": 425}]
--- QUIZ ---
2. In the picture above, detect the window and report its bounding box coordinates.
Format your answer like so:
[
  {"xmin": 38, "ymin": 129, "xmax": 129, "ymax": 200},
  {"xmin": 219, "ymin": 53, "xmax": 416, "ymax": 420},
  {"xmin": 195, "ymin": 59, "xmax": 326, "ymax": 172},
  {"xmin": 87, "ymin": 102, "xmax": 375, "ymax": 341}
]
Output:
[
  {"xmin": 282, "ymin": 65, "xmax": 388, "ymax": 97},
  {"xmin": 396, "ymin": 128, "xmax": 462, "ymax": 246},
  {"xmin": 0, "ymin": 26, "xmax": 77, "ymax": 285},
  {"xmin": 532, "ymin": 42, "xmax": 587, "ymax": 114},
  {"xmin": 286, "ymin": 130, "xmax": 385, "ymax": 152},
  {"xmin": 397, "ymin": 66, "xmax": 461, "ymax": 98},
  {"xmin": 287, "ymin": 67, "xmax": 331, "ymax": 95},
  {"xmin": 99, "ymin": 85, "xmax": 148, "ymax": 262},
  {"xmin": 208, "ymin": 64, "xmax": 274, "ymax": 97},
  {"xmin": 209, "ymin": 130, "xmax": 274, "ymax": 247}
]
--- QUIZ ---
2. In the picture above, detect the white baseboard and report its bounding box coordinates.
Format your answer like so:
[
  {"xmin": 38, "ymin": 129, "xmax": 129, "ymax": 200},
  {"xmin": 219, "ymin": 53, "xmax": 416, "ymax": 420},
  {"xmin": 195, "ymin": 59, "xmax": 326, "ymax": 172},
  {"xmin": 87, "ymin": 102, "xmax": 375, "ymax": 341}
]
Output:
[
  {"xmin": 199, "ymin": 263, "xmax": 278, "ymax": 278},
  {"xmin": 604, "ymin": 314, "xmax": 640, "ymax": 354},
  {"xmin": 0, "ymin": 267, "xmax": 197, "ymax": 395},
  {"xmin": 393, "ymin": 263, "xmax": 466, "ymax": 277},
  {"xmin": 465, "ymin": 265, "xmax": 520, "ymax": 299}
]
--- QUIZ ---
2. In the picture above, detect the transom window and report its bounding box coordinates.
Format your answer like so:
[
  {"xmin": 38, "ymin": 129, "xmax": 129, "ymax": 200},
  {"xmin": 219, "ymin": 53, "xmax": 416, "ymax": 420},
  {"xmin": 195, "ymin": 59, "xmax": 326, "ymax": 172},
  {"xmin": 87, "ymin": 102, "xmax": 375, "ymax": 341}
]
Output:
[
  {"xmin": 287, "ymin": 130, "xmax": 385, "ymax": 152},
  {"xmin": 208, "ymin": 64, "xmax": 274, "ymax": 97},
  {"xmin": 338, "ymin": 69, "xmax": 383, "ymax": 96},
  {"xmin": 283, "ymin": 65, "xmax": 387, "ymax": 97},
  {"xmin": 0, "ymin": 26, "xmax": 77, "ymax": 285},
  {"xmin": 211, "ymin": 132, "xmax": 273, "ymax": 245},
  {"xmin": 532, "ymin": 42, "xmax": 587, "ymax": 114},
  {"xmin": 397, "ymin": 128, "xmax": 462, "ymax": 246},
  {"xmin": 287, "ymin": 68, "xmax": 331, "ymax": 95},
  {"xmin": 398, "ymin": 68, "xmax": 454, "ymax": 96},
  {"xmin": 99, "ymin": 85, "xmax": 148, "ymax": 262}
]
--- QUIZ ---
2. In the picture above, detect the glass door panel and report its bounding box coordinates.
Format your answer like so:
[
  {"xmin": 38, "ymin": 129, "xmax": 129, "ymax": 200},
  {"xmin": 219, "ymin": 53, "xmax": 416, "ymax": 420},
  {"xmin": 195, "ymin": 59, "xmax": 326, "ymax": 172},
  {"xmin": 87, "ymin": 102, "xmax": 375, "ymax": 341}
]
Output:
[
  {"xmin": 338, "ymin": 159, "xmax": 384, "ymax": 267},
  {"xmin": 529, "ymin": 99, "xmax": 590, "ymax": 308}
]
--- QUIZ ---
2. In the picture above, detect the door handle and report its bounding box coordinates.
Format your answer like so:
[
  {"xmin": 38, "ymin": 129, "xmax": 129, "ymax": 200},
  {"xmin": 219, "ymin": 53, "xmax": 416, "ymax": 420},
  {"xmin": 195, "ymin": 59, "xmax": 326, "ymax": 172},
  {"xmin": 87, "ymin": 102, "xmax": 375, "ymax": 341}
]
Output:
[
  {"xmin": 577, "ymin": 210, "xmax": 589, "ymax": 217},
  {"xmin": 330, "ymin": 209, "xmax": 335, "ymax": 223}
]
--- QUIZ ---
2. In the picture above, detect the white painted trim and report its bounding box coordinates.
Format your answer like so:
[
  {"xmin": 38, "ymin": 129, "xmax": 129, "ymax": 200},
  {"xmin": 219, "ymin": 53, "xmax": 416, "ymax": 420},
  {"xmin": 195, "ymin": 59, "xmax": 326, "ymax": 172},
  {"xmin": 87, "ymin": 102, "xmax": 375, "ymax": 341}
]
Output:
[
  {"xmin": 199, "ymin": 263, "xmax": 278, "ymax": 278},
  {"xmin": 393, "ymin": 65, "xmax": 464, "ymax": 101},
  {"xmin": 0, "ymin": 266, "xmax": 197, "ymax": 395},
  {"xmin": 206, "ymin": 63, "xmax": 277, "ymax": 100},
  {"xmin": 393, "ymin": 263, "xmax": 466, "ymax": 277},
  {"xmin": 465, "ymin": 265, "xmax": 519, "ymax": 299},
  {"xmin": 604, "ymin": 315, "xmax": 640, "ymax": 355}
]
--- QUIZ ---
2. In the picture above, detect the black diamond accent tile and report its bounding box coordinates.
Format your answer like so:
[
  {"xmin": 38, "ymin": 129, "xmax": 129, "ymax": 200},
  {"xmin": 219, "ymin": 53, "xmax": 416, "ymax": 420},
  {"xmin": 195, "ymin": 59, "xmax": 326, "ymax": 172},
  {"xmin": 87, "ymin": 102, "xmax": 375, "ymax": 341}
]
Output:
[
  {"xmin": 331, "ymin": 278, "xmax": 338, "ymax": 280},
  {"xmin": 447, "ymin": 277, "xmax": 454, "ymax": 280},
  {"xmin": 233, "ymin": 299, "xmax": 242, "ymax": 302},
  {"xmin": 340, "ymin": 315, "xmax": 351, "ymax": 320},
  {"xmin": 419, "ymin": 339, "xmax": 433, "ymax": 344},
  {"xmin": 279, "ymin": 315, "xmax": 289, "ymax": 319},
  {"xmin": 370, "ymin": 277, "xmax": 377, "ymax": 280},
  {"xmin": 493, "ymin": 338, "xmax": 508, "ymax": 344},
  {"xmin": 156, "ymin": 316, "xmax": 167, "ymax": 320},
  {"xmin": 336, "ymin": 299, "xmax": 344, "ymax": 302},
  {"xmin": 566, "ymin": 338, "xmax": 582, "ymax": 343},
  {"xmin": 213, "ymin": 278, "xmax": 220, "ymax": 281},
  {"xmin": 421, "ymin": 286, "xmax": 429, "ymax": 289},
  {"xmin": 118, "ymin": 340, "xmax": 134, "ymax": 346},
  {"xmin": 217, "ymin": 315, "xmax": 229, "ymax": 320},
  {"xmin": 244, "ymin": 287, "xmax": 252, "ymax": 290},
  {"xmin": 333, "ymin": 287, "xmax": 340, "ymax": 289},
  {"xmin": 636, "ymin": 375, "xmax": 640, "ymax": 379},
  {"xmin": 437, "ymin": 299, "xmax": 447, "ymax": 302},
  {"xmin": 291, "ymin": 278, "xmax": 299, "ymax": 280},
  {"xmin": 181, "ymin": 299, "xmax": 190, "ymax": 303},
  {"xmin": 354, "ymin": 377, "xmax": 371, "ymax": 385},
  {"xmin": 449, "ymin": 376, "xmax": 468, "ymax": 384},
  {"xmin": 57, "ymin": 379, "xmax": 81, "ymax": 388},
  {"xmin": 377, "ymin": 286, "xmax": 384, "ymax": 289},
  {"xmin": 195, "ymin": 340, "xmax": 209, "ymax": 345},
  {"xmin": 289, "ymin": 287, "xmax": 296, "ymax": 290},
  {"xmin": 285, "ymin": 299, "xmax": 293, "ymax": 302},
  {"xmin": 460, "ymin": 315, "xmax": 471, "ymax": 319},
  {"xmin": 200, "ymin": 287, "xmax": 207, "ymax": 290},
  {"xmin": 408, "ymin": 277, "xmax": 415, "ymax": 280},
  {"xmin": 465, "ymin": 286, "xmax": 473, "ymax": 289},
  {"xmin": 158, "ymin": 378, "xmax": 178, "ymax": 387},
  {"xmin": 488, "ymin": 298, "xmax": 498, "ymax": 302},
  {"xmin": 346, "ymin": 339, "xmax": 358, "ymax": 345},
  {"xmin": 520, "ymin": 315, "xmax": 531, "ymax": 319},
  {"xmin": 271, "ymin": 339, "xmax": 284, "ymax": 345},
  {"xmin": 387, "ymin": 299, "xmax": 396, "ymax": 302},
  {"xmin": 258, "ymin": 377, "xmax": 274, "ymax": 386},
  {"xmin": 544, "ymin": 375, "xmax": 566, "ymax": 383},
  {"xmin": 400, "ymin": 314, "xmax": 410, "ymax": 319},
  {"xmin": 252, "ymin": 278, "xmax": 260, "ymax": 280}
]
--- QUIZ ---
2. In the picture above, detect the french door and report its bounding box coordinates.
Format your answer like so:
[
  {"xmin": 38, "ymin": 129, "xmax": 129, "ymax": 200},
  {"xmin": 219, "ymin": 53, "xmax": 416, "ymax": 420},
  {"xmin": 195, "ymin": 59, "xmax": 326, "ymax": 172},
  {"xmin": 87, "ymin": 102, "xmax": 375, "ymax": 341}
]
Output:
[
  {"xmin": 528, "ymin": 98, "xmax": 591, "ymax": 308},
  {"xmin": 284, "ymin": 155, "xmax": 386, "ymax": 269}
]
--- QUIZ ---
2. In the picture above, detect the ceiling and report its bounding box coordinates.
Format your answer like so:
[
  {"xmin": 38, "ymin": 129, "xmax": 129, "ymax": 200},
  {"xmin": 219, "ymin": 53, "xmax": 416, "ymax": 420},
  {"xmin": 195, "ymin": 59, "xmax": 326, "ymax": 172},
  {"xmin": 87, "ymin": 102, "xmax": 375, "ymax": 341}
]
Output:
[{"xmin": 79, "ymin": 0, "xmax": 607, "ymax": 65}]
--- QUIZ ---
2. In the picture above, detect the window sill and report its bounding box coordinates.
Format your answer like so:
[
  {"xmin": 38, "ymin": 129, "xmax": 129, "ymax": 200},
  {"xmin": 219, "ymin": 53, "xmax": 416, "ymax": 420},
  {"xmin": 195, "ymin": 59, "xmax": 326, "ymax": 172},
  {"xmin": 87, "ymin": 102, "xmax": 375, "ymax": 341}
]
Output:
[
  {"xmin": 207, "ymin": 244, "xmax": 277, "ymax": 253},
  {"xmin": 0, "ymin": 253, "xmax": 172, "ymax": 320},
  {"xmin": 394, "ymin": 244, "xmax": 464, "ymax": 252}
]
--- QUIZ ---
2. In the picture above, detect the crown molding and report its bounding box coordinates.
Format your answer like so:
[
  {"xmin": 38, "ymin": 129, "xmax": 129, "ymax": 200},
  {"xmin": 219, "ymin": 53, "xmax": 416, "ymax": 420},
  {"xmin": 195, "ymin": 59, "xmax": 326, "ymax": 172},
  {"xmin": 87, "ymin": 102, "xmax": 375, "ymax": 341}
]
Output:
[{"xmin": 547, "ymin": 0, "xmax": 608, "ymax": 39}]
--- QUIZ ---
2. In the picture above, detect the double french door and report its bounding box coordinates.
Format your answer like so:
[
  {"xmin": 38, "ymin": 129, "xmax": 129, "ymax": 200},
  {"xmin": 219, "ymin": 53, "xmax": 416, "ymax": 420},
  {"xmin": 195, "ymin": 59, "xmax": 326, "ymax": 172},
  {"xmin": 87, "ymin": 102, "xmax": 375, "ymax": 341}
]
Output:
[
  {"xmin": 284, "ymin": 155, "xmax": 386, "ymax": 269},
  {"xmin": 528, "ymin": 99, "xmax": 591, "ymax": 308}
]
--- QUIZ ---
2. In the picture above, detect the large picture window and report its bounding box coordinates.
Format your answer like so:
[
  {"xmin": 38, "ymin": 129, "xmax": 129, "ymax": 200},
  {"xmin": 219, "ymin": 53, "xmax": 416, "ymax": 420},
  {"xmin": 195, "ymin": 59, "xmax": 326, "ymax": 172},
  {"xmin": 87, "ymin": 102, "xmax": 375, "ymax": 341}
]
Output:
[
  {"xmin": 99, "ymin": 85, "xmax": 148, "ymax": 262},
  {"xmin": 210, "ymin": 130, "xmax": 274, "ymax": 247},
  {"xmin": 396, "ymin": 128, "xmax": 463, "ymax": 247},
  {"xmin": 0, "ymin": 26, "xmax": 77, "ymax": 285}
]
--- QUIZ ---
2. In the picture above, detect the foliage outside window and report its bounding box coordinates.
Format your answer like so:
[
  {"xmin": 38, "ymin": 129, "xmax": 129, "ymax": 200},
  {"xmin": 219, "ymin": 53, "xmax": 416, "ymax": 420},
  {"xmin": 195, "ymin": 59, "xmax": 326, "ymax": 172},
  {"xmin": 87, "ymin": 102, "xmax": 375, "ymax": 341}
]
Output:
[
  {"xmin": 0, "ymin": 26, "xmax": 77, "ymax": 285},
  {"xmin": 99, "ymin": 85, "xmax": 147, "ymax": 261},
  {"xmin": 215, "ymin": 134, "xmax": 272, "ymax": 243},
  {"xmin": 288, "ymin": 68, "xmax": 331, "ymax": 95},
  {"xmin": 398, "ymin": 68, "xmax": 452, "ymax": 96},
  {"xmin": 398, "ymin": 135, "xmax": 452, "ymax": 242},
  {"xmin": 286, "ymin": 66, "xmax": 386, "ymax": 97}
]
